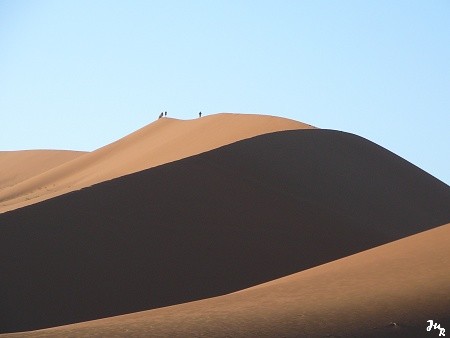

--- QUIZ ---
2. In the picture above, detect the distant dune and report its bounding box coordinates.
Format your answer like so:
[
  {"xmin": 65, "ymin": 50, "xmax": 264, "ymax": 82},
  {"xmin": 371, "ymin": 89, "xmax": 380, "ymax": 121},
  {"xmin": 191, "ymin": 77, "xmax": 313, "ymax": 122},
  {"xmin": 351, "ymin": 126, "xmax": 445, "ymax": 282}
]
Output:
[
  {"xmin": 0, "ymin": 150, "xmax": 85, "ymax": 190},
  {"xmin": 1, "ymin": 117, "xmax": 449, "ymax": 334},
  {"xmin": 6, "ymin": 222, "xmax": 448, "ymax": 337},
  {"xmin": 0, "ymin": 113, "xmax": 312, "ymax": 213}
]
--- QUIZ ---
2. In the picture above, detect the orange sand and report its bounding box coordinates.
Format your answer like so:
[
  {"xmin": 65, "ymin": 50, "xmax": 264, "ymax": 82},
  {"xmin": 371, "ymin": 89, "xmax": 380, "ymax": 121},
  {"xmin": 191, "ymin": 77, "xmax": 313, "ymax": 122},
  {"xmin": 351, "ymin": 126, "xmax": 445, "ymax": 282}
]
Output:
[
  {"xmin": 0, "ymin": 113, "xmax": 313, "ymax": 213},
  {"xmin": 1, "ymin": 113, "xmax": 449, "ymax": 337}
]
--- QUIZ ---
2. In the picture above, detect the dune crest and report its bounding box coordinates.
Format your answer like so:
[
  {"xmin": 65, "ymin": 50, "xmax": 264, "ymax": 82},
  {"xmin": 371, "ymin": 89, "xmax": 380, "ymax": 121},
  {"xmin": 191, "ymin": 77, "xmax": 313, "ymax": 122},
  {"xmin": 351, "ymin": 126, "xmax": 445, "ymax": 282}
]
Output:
[
  {"xmin": 1, "ymin": 128, "xmax": 449, "ymax": 333},
  {"xmin": 0, "ymin": 113, "xmax": 313, "ymax": 213},
  {"xmin": 7, "ymin": 222, "xmax": 448, "ymax": 337},
  {"xmin": 0, "ymin": 150, "xmax": 85, "ymax": 190}
]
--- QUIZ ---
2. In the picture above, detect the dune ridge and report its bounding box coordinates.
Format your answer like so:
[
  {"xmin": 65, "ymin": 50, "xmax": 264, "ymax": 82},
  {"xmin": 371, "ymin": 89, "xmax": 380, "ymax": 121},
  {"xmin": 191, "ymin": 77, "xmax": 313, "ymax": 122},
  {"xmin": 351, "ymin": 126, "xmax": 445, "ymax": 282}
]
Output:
[
  {"xmin": 0, "ymin": 150, "xmax": 85, "ymax": 190},
  {"xmin": 0, "ymin": 113, "xmax": 313, "ymax": 213},
  {"xmin": 1, "ymin": 127, "xmax": 449, "ymax": 333},
  {"xmin": 5, "ymin": 222, "xmax": 449, "ymax": 337}
]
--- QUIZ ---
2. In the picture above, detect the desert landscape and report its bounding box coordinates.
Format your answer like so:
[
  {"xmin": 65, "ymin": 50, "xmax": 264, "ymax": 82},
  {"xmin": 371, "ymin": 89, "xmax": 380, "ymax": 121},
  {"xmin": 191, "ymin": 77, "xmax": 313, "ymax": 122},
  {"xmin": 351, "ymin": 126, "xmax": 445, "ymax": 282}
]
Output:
[{"xmin": 1, "ymin": 113, "xmax": 449, "ymax": 337}]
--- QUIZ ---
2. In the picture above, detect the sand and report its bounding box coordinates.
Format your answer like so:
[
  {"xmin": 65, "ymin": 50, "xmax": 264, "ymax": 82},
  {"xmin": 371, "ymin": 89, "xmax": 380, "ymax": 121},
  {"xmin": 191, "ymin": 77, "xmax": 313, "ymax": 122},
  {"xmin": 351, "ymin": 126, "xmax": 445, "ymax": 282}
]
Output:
[
  {"xmin": 6, "ymin": 222, "xmax": 448, "ymax": 337},
  {"xmin": 0, "ymin": 113, "xmax": 313, "ymax": 213},
  {"xmin": 1, "ymin": 115, "xmax": 449, "ymax": 335},
  {"xmin": 0, "ymin": 150, "xmax": 85, "ymax": 190}
]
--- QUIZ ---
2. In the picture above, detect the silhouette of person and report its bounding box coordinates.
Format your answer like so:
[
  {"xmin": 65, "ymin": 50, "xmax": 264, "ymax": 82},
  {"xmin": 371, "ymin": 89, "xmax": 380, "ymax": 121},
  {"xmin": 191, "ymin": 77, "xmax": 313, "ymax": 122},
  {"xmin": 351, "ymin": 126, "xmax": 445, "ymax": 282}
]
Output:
[
  {"xmin": 199, "ymin": 112, "xmax": 202, "ymax": 118},
  {"xmin": 159, "ymin": 112, "xmax": 163, "ymax": 119},
  {"xmin": 164, "ymin": 111, "xmax": 167, "ymax": 117}
]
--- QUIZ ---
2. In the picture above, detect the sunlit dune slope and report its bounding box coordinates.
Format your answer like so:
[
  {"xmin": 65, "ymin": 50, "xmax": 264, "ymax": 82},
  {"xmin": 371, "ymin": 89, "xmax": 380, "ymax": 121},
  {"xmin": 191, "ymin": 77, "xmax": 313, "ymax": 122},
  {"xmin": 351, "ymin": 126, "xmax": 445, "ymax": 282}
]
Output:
[
  {"xmin": 1, "ymin": 129, "xmax": 449, "ymax": 333},
  {"xmin": 8, "ymin": 222, "xmax": 449, "ymax": 338},
  {"xmin": 0, "ymin": 113, "xmax": 313, "ymax": 213},
  {"xmin": 0, "ymin": 150, "xmax": 85, "ymax": 190}
]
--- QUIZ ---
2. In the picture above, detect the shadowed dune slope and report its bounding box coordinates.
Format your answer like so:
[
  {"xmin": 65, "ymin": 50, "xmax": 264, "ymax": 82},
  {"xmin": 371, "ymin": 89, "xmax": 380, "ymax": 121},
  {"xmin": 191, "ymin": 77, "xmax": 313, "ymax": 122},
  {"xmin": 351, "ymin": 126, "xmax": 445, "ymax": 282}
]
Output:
[
  {"xmin": 6, "ymin": 222, "xmax": 449, "ymax": 338},
  {"xmin": 1, "ymin": 129, "xmax": 449, "ymax": 333},
  {"xmin": 0, "ymin": 150, "xmax": 85, "ymax": 190},
  {"xmin": 0, "ymin": 113, "xmax": 313, "ymax": 213}
]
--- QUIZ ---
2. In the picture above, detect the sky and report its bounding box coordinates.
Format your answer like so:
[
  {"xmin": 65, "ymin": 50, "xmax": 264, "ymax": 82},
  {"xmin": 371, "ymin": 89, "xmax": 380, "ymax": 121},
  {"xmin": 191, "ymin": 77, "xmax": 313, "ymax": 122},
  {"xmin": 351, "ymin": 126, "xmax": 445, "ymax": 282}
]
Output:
[{"xmin": 1, "ymin": 0, "xmax": 449, "ymax": 185}]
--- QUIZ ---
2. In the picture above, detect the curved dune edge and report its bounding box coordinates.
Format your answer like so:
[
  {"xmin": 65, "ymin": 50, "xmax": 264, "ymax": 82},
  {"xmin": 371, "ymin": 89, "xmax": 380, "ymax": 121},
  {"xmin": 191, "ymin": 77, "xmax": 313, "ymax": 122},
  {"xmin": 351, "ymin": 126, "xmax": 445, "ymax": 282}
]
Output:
[
  {"xmin": 5, "ymin": 222, "xmax": 449, "ymax": 338},
  {"xmin": 1, "ymin": 128, "xmax": 449, "ymax": 334},
  {"xmin": 0, "ymin": 113, "xmax": 313, "ymax": 213},
  {"xmin": 0, "ymin": 150, "xmax": 86, "ymax": 190}
]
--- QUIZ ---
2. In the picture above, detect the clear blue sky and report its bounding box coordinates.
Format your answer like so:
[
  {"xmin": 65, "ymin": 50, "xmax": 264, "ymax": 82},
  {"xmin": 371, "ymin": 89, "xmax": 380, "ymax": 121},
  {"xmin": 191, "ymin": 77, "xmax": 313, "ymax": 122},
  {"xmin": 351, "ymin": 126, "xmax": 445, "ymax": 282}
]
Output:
[{"xmin": 1, "ymin": 0, "xmax": 449, "ymax": 184}]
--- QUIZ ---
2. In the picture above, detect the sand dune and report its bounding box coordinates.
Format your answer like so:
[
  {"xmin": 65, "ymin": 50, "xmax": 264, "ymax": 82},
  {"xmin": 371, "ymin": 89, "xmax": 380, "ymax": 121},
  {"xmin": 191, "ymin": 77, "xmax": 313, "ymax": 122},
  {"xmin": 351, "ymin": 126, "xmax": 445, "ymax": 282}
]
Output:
[
  {"xmin": 0, "ymin": 150, "xmax": 85, "ymax": 190},
  {"xmin": 6, "ymin": 222, "xmax": 449, "ymax": 337},
  {"xmin": 1, "ymin": 127, "xmax": 449, "ymax": 334},
  {"xmin": 0, "ymin": 113, "xmax": 313, "ymax": 213}
]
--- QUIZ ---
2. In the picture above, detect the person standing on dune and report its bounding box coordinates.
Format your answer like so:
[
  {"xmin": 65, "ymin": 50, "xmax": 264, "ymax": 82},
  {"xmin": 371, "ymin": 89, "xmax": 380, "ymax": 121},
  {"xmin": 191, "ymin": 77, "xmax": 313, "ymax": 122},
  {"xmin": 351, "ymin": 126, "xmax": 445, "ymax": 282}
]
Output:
[{"xmin": 199, "ymin": 112, "xmax": 202, "ymax": 118}]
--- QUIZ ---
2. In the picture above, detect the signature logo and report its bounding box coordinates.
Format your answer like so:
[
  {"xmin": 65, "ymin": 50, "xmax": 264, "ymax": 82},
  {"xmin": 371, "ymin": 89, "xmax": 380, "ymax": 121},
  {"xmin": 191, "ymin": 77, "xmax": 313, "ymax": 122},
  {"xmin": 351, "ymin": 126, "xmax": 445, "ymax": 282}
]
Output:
[{"xmin": 427, "ymin": 320, "xmax": 445, "ymax": 336}]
